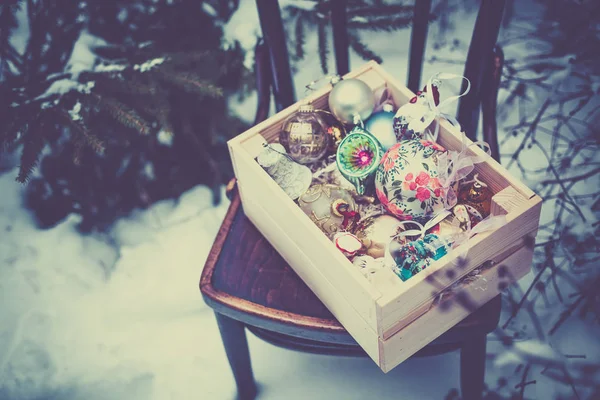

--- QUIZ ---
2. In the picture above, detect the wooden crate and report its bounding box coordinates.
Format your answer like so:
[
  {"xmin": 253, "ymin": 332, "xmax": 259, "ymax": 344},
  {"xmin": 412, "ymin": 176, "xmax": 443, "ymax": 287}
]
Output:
[{"xmin": 228, "ymin": 61, "xmax": 541, "ymax": 372}]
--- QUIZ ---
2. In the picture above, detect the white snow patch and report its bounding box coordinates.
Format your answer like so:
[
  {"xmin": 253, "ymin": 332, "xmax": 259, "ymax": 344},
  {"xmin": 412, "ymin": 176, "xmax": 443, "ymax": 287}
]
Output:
[
  {"xmin": 68, "ymin": 101, "xmax": 83, "ymax": 121},
  {"xmin": 38, "ymin": 79, "xmax": 95, "ymax": 100},
  {"xmin": 350, "ymin": 16, "xmax": 368, "ymax": 23},
  {"xmin": 8, "ymin": 1, "xmax": 30, "ymax": 56},
  {"xmin": 117, "ymin": 8, "xmax": 128, "ymax": 23},
  {"xmin": 66, "ymin": 30, "xmax": 109, "ymax": 78},
  {"xmin": 202, "ymin": 2, "xmax": 217, "ymax": 17},
  {"xmin": 157, "ymin": 129, "xmax": 173, "ymax": 146},
  {"xmin": 222, "ymin": 1, "xmax": 260, "ymax": 69},
  {"xmin": 95, "ymin": 63, "xmax": 127, "ymax": 73},
  {"xmin": 280, "ymin": 0, "xmax": 318, "ymax": 11},
  {"xmin": 133, "ymin": 58, "xmax": 165, "ymax": 73}
]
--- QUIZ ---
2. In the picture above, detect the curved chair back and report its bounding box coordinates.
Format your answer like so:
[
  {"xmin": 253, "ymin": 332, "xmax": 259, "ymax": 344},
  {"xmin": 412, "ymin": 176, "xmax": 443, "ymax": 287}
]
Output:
[{"xmin": 255, "ymin": 0, "xmax": 506, "ymax": 144}]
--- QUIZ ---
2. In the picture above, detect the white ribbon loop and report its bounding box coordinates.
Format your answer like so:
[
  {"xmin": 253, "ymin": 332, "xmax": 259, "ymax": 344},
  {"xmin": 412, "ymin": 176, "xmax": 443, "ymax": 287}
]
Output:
[
  {"xmin": 393, "ymin": 210, "xmax": 452, "ymax": 241},
  {"xmin": 407, "ymin": 73, "xmax": 471, "ymax": 142}
]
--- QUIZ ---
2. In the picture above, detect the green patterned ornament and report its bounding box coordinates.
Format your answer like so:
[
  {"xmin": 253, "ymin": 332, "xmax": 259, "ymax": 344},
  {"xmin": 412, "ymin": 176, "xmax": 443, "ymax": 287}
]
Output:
[{"xmin": 336, "ymin": 125, "xmax": 384, "ymax": 195}]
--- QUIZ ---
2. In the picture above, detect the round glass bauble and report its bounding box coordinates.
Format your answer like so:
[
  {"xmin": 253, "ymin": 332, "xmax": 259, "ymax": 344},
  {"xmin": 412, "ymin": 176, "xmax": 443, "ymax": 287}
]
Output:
[{"xmin": 375, "ymin": 139, "xmax": 447, "ymax": 222}]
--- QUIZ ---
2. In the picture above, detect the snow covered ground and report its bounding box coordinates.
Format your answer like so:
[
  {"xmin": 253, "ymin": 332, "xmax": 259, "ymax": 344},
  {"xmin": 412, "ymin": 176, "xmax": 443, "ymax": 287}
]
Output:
[{"xmin": 1, "ymin": 2, "xmax": 598, "ymax": 400}]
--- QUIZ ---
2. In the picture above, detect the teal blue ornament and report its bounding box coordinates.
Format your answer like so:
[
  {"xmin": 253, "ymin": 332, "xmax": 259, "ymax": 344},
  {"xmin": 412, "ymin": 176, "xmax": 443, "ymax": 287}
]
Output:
[
  {"xmin": 336, "ymin": 125, "xmax": 384, "ymax": 195},
  {"xmin": 364, "ymin": 104, "xmax": 397, "ymax": 151},
  {"xmin": 389, "ymin": 233, "xmax": 451, "ymax": 281}
]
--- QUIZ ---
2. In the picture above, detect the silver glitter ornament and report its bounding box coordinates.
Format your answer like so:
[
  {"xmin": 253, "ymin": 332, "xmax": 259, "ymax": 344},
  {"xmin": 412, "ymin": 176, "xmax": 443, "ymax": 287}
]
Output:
[
  {"xmin": 328, "ymin": 76, "xmax": 375, "ymax": 125},
  {"xmin": 257, "ymin": 143, "xmax": 312, "ymax": 200}
]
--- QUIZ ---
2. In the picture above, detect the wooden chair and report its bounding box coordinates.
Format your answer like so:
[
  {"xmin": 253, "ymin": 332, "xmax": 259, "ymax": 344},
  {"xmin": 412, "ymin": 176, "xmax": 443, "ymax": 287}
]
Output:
[{"xmin": 200, "ymin": 1, "xmax": 507, "ymax": 399}]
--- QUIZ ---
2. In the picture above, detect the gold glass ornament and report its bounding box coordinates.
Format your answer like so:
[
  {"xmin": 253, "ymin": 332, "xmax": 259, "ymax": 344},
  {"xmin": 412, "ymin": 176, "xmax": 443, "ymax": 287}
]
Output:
[
  {"xmin": 298, "ymin": 184, "xmax": 358, "ymax": 238},
  {"xmin": 319, "ymin": 111, "xmax": 347, "ymax": 152},
  {"xmin": 458, "ymin": 175, "xmax": 493, "ymax": 221},
  {"xmin": 280, "ymin": 104, "xmax": 330, "ymax": 164},
  {"xmin": 353, "ymin": 214, "xmax": 405, "ymax": 258}
]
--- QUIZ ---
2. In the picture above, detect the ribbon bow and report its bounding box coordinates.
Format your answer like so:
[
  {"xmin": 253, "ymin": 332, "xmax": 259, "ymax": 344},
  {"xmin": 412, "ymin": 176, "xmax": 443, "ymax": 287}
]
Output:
[
  {"xmin": 393, "ymin": 210, "xmax": 452, "ymax": 241},
  {"xmin": 407, "ymin": 73, "xmax": 471, "ymax": 142}
]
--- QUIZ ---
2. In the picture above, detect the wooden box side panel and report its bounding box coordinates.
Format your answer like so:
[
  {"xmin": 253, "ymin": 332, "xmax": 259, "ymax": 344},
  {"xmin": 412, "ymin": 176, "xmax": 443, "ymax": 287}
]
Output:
[
  {"xmin": 379, "ymin": 245, "xmax": 535, "ymax": 373},
  {"xmin": 229, "ymin": 141, "xmax": 383, "ymax": 329},
  {"xmin": 377, "ymin": 186, "xmax": 542, "ymax": 337},
  {"xmin": 241, "ymin": 195, "xmax": 380, "ymax": 363},
  {"xmin": 379, "ymin": 229, "xmax": 537, "ymax": 340}
]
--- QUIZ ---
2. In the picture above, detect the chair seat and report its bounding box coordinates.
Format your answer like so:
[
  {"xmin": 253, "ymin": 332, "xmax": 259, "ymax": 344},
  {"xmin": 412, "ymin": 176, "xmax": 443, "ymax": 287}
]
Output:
[{"xmin": 200, "ymin": 189, "xmax": 501, "ymax": 350}]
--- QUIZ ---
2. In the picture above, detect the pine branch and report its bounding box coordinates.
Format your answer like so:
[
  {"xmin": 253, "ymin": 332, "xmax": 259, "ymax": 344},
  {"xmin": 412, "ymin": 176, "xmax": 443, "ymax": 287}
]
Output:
[
  {"xmin": 294, "ymin": 15, "xmax": 305, "ymax": 59},
  {"xmin": 89, "ymin": 93, "xmax": 152, "ymax": 135},
  {"xmin": 165, "ymin": 50, "xmax": 212, "ymax": 69},
  {"xmin": 91, "ymin": 73, "xmax": 157, "ymax": 96},
  {"xmin": 155, "ymin": 69, "xmax": 223, "ymax": 98},
  {"xmin": 144, "ymin": 80, "xmax": 173, "ymax": 135},
  {"xmin": 348, "ymin": 15, "xmax": 412, "ymax": 31},
  {"xmin": 349, "ymin": 33, "xmax": 382, "ymax": 63},
  {"xmin": 72, "ymin": 136, "xmax": 84, "ymax": 166},
  {"xmin": 16, "ymin": 113, "xmax": 45, "ymax": 183},
  {"xmin": 1, "ymin": 118, "xmax": 24, "ymax": 150},
  {"xmin": 58, "ymin": 109, "xmax": 105, "ymax": 155},
  {"xmin": 318, "ymin": 20, "xmax": 329, "ymax": 74},
  {"xmin": 1, "ymin": 99, "xmax": 25, "ymax": 150},
  {"xmin": 347, "ymin": 5, "xmax": 413, "ymax": 19}
]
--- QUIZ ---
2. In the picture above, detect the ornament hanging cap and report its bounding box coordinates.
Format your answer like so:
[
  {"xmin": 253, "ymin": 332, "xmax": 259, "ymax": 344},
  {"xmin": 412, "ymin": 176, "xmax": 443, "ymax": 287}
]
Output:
[
  {"xmin": 330, "ymin": 74, "xmax": 342, "ymax": 85},
  {"xmin": 305, "ymin": 74, "xmax": 341, "ymax": 93},
  {"xmin": 298, "ymin": 104, "xmax": 315, "ymax": 112},
  {"xmin": 382, "ymin": 104, "xmax": 394, "ymax": 113}
]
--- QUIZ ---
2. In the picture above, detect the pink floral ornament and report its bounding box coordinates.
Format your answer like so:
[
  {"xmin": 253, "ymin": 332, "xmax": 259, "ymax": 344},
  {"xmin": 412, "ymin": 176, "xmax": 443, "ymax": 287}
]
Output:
[{"xmin": 375, "ymin": 139, "xmax": 447, "ymax": 223}]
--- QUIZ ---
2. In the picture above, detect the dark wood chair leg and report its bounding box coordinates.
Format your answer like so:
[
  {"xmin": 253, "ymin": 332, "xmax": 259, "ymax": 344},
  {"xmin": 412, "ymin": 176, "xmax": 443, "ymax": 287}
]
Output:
[
  {"xmin": 215, "ymin": 312, "xmax": 258, "ymax": 400},
  {"xmin": 460, "ymin": 334, "xmax": 487, "ymax": 400}
]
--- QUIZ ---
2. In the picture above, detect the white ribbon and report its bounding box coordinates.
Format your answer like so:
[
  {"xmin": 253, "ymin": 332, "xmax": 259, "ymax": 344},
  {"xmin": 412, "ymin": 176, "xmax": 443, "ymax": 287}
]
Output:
[
  {"xmin": 447, "ymin": 214, "xmax": 508, "ymax": 268},
  {"xmin": 451, "ymin": 214, "xmax": 507, "ymax": 250},
  {"xmin": 407, "ymin": 72, "xmax": 471, "ymax": 142},
  {"xmin": 436, "ymin": 132, "xmax": 492, "ymax": 210},
  {"xmin": 393, "ymin": 210, "xmax": 452, "ymax": 240}
]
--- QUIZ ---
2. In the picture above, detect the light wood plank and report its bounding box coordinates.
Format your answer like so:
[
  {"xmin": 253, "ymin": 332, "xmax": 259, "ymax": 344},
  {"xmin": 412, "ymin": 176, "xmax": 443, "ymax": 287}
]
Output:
[
  {"xmin": 379, "ymin": 245, "xmax": 534, "ymax": 372},
  {"xmin": 231, "ymin": 141, "xmax": 383, "ymax": 328},
  {"xmin": 243, "ymin": 195, "xmax": 380, "ymax": 363},
  {"xmin": 376, "ymin": 192, "xmax": 541, "ymax": 337},
  {"xmin": 380, "ymin": 228, "xmax": 537, "ymax": 340}
]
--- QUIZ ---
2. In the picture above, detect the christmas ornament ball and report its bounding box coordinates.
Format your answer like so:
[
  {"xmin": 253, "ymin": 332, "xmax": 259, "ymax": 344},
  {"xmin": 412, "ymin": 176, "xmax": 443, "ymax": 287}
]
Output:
[
  {"xmin": 319, "ymin": 112, "xmax": 347, "ymax": 152},
  {"xmin": 458, "ymin": 178, "xmax": 493, "ymax": 222},
  {"xmin": 336, "ymin": 126, "xmax": 384, "ymax": 195},
  {"xmin": 328, "ymin": 77, "xmax": 375, "ymax": 124},
  {"xmin": 279, "ymin": 104, "xmax": 330, "ymax": 164},
  {"xmin": 393, "ymin": 82, "xmax": 440, "ymax": 141},
  {"xmin": 364, "ymin": 104, "xmax": 397, "ymax": 150},
  {"xmin": 375, "ymin": 139, "xmax": 447, "ymax": 222},
  {"xmin": 353, "ymin": 214, "xmax": 405, "ymax": 258}
]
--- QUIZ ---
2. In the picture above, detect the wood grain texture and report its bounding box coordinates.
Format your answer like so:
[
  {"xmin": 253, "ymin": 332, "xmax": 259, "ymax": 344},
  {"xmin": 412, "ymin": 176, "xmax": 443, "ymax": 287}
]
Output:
[{"xmin": 203, "ymin": 195, "xmax": 335, "ymax": 321}]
